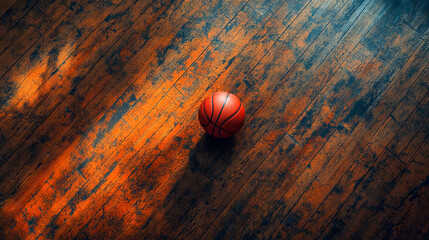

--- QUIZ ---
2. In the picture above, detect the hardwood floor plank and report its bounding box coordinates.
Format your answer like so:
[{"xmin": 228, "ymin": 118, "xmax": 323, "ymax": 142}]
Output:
[
  {"xmin": 0, "ymin": 0, "xmax": 427, "ymax": 238},
  {"xmin": 0, "ymin": 0, "xmax": 39, "ymax": 37},
  {"xmin": 318, "ymin": 91, "xmax": 429, "ymax": 239},
  {"xmin": 38, "ymin": 91, "xmax": 184, "ymax": 240},
  {"xmin": 0, "ymin": 0, "xmax": 155, "ymax": 167},
  {"xmin": 256, "ymin": 0, "xmax": 382, "ymax": 150},
  {"xmin": 172, "ymin": 0, "xmax": 360, "ymax": 238},
  {"xmin": 298, "ymin": 67, "xmax": 428, "ymax": 239},
  {"xmin": 269, "ymin": 22, "xmax": 425, "ymax": 239},
  {"xmin": 288, "ymin": 24, "xmax": 422, "ymax": 148},
  {"xmin": 417, "ymin": 217, "xmax": 429, "ymax": 240},
  {"xmin": 0, "ymin": 0, "xmax": 73, "ymax": 118},
  {"xmin": 404, "ymin": 0, "xmax": 429, "ymax": 35},
  {"xmin": 387, "ymin": 75, "xmax": 429, "ymax": 162},
  {"xmin": 360, "ymin": 0, "xmax": 419, "ymax": 54},
  {"xmin": 0, "ymin": 0, "xmax": 101, "ymax": 93},
  {"xmin": 192, "ymin": 0, "xmax": 389, "ymax": 238},
  {"xmin": 0, "ymin": 0, "xmax": 155, "ymax": 229},
  {"xmin": 0, "ymin": 0, "xmax": 199, "ymax": 236},
  {"xmin": 318, "ymin": 150, "xmax": 404, "ymax": 240},
  {"xmin": 0, "ymin": 0, "xmax": 138, "ymax": 200},
  {"xmin": 0, "ymin": 0, "xmax": 54, "ymax": 53},
  {"xmin": 86, "ymin": 0, "xmax": 294, "ymax": 238},
  {"xmin": 0, "ymin": 0, "xmax": 120, "ymax": 116},
  {"xmin": 0, "ymin": 0, "xmax": 123, "ymax": 163},
  {"xmin": 74, "ymin": 0, "xmax": 320, "ymax": 236},
  {"xmin": 278, "ymin": 91, "xmax": 427, "ymax": 240},
  {"xmin": 0, "ymin": 0, "xmax": 19, "ymax": 19},
  {"xmin": 373, "ymin": 138, "xmax": 429, "ymax": 240},
  {"xmin": 267, "ymin": 42, "xmax": 376, "ymax": 239},
  {"xmin": 397, "ymin": 124, "xmax": 428, "ymax": 163},
  {"xmin": 0, "ymin": 0, "xmax": 251, "ymax": 238},
  {"xmin": 356, "ymin": 132, "xmax": 429, "ymax": 239}
]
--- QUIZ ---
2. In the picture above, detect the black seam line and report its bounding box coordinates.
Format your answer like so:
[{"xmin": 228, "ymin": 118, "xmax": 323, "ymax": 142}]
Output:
[
  {"xmin": 210, "ymin": 93, "xmax": 214, "ymax": 122},
  {"xmin": 218, "ymin": 103, "xmax": 242, "ymax": 136},
  {"xmin": 219, "ymin": 127, "xmax": 235, "ymax": 135},
  {"xmin": 212, "ymin": 93, "xmax": 230, "ymax": 136},
  {"xmin": 219, "ymin": 102, "xmax": 242, "ymax": 128},
  {"xmin": 202, "ymin": 119, "xmax": 237, "ymax": 134},
  {"xmin": 202, "ymin": 120, "xmax": 236, "ymax": 134},
  {"xmin": 215, "ymin": 93, "xmax": 230, "ymax": 125},
  {"xmin": 215, "ymin": 123, "xmax": 236, "ymax": 134}
]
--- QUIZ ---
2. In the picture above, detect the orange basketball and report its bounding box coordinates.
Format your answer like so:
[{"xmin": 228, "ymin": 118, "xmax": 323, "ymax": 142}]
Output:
[{"xmin": 198, "ymin": 91, "xmax": 245, "ymax": 138}]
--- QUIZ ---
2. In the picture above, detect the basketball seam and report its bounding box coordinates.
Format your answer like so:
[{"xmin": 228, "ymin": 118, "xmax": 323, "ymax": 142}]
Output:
[
  {"xmin": 210, "ymin": 93, "xmax": 214, "ymax": 122},
  {"xmin": 212, "ymin": 93, "xmax": 229, "ymax": 137},
  {"xmin": 219, "ymin": 125, "xmax": 236, "ymax": 134},
  {"xmin": 200, "ymin": 99, "xmax": 220, "ymax": 128},
  {"xmin": 218, "ymin": 103, "xmax": 242, "ymax": 136},
  {"xmin": 215, "ymin": 93, "xmax": 230, "ymax": 125},
  {"xmin": 204, "ymin": 122, "xmax": 236, "ymax": 134},
  {"xmin": 219, "ymin": 102, "xmax": 242, "ymax": 127},
  {"xmin": 200, "ymin": 93, "xmax": 238, "ymax": 136},
  {"xmin": 201, "ymin": 97, "xmax": 211, "ymax": 126}
]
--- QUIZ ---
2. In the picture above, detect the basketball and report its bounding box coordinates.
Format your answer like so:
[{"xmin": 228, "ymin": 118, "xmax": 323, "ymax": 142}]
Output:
[{"xmin": 198, "ymin": 91, "xmax": 245, "ymax": 138}]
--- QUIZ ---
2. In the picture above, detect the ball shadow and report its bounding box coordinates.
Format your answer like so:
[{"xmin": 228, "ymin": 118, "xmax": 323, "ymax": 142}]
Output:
[
  {"xmin": 137, "ymin": 133, "xmax": 238, "ymax": 239},
  {"xmin": 188, "ymin": 133, "xmax": 236, "ymax": 180}
]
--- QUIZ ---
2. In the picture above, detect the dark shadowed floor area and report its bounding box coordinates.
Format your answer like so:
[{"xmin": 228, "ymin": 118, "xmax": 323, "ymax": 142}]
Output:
[{"xmin": 0, "ymin": 0, "xmax": 428, "ymax": 239}]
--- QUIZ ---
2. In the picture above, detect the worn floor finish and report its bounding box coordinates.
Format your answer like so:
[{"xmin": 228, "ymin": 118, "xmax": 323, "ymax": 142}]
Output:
[{"xmin": 0, "ymin": 0, "xmax": 428, "ymax": 239}]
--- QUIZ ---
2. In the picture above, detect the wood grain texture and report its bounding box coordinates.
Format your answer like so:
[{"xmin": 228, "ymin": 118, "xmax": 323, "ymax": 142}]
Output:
[{"xmin": 0, "ymin": 0, "xmax": 428, "ymax": 239}]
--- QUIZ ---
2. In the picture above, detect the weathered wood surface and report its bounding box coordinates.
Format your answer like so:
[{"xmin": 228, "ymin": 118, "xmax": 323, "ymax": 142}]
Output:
[{"xmin": 0, "ymin": 0, "xmax": 428, "ymax": 239}]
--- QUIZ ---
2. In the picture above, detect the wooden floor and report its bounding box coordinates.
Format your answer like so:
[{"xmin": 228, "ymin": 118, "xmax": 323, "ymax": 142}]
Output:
[{"xmin": 0, "ymin": 0, "xmax": 428, "ymax": 239}]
